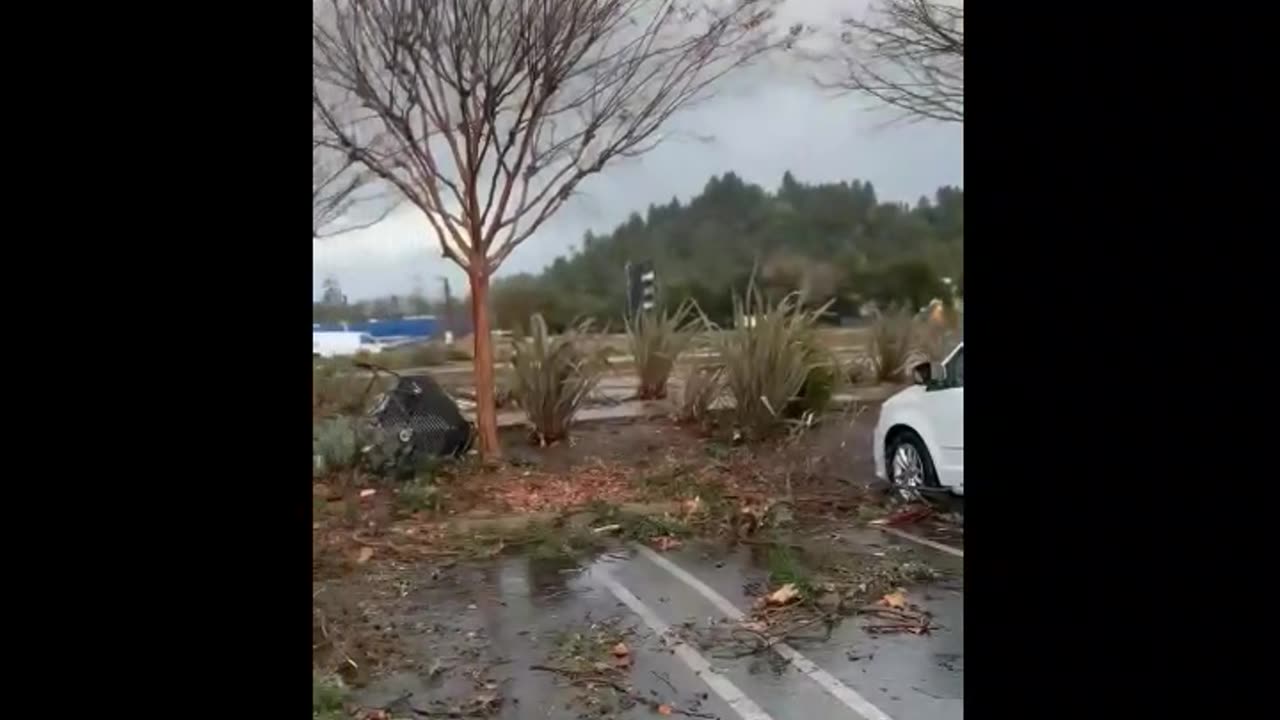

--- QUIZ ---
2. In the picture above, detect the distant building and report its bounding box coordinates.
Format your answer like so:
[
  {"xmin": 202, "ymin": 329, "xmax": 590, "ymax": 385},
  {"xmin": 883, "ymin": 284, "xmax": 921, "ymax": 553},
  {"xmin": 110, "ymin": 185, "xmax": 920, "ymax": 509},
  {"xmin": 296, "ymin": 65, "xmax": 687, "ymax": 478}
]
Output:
[{"xmin": 313, "ymin": 316, "xmax": 440, "ymax": 342}]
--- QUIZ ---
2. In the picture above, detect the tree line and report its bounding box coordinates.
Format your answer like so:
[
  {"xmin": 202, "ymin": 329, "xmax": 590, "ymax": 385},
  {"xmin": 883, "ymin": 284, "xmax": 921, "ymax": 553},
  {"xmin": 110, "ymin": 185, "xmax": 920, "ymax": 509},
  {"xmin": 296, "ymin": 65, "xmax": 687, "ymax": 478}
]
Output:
[{"xmin": 489, "ymin": 171, "xmax": 963, "ymax": 332}]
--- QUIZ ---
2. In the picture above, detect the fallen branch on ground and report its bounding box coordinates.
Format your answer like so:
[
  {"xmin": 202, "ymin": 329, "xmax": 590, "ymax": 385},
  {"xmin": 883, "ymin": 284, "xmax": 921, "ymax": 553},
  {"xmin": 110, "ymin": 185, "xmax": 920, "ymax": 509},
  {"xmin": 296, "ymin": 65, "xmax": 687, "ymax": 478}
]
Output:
[{"xmin": 529, "ymin": 665, "xmax": 715, "ymax": 718}]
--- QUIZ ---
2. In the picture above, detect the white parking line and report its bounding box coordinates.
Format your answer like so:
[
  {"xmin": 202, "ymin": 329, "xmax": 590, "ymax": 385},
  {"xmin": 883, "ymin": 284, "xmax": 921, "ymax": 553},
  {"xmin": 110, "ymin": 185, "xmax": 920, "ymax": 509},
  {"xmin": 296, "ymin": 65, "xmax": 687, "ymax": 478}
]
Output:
[
  {"xmin": 594, "ymin": 564, "xmax": 775, "ymax": 720},
  {"xmin": 635, "ymin": 544, "xmax": 897, "ymax": 720},
  {"xmin": 875, "ymin": 526, "xmax": 964, "ymax": 558}
]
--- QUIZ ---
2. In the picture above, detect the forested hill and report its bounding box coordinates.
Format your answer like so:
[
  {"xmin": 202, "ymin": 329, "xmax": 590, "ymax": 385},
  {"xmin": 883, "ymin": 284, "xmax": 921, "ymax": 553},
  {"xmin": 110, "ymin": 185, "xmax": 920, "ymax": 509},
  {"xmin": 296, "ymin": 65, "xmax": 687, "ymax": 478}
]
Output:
[{"xmin": 492, "ymin": 171, "xmax": 964, "ymax": 330}]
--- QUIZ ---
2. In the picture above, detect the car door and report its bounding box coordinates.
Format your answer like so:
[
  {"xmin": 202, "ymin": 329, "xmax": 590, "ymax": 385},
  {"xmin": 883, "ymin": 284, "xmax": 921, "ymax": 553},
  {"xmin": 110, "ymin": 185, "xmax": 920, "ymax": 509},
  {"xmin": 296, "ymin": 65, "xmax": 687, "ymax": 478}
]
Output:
[{"xmin": 923, "ymin": 344, "xmax": 964, "ymax": 490}]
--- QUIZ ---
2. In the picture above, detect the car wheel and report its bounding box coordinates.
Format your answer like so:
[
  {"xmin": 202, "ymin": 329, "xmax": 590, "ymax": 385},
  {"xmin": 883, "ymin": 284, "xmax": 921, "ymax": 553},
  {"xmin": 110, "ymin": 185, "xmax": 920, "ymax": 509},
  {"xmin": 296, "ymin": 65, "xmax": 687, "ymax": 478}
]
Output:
[{"xmin": 887, "ymin": 430, "xmax": 939, "ymax": 503}]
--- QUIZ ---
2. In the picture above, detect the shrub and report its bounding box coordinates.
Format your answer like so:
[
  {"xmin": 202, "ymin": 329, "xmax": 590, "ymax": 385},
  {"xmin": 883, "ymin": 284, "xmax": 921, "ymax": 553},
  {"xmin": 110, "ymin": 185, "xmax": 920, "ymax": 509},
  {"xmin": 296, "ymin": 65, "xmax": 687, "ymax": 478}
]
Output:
[
  {"xmin": 313, "ymin": 673, "xmax": 348, "ymax": 720},
  {"xmin": 313, "ymin": 416, "xmax": 362, "ymax": 477},
  {"xmin": 313, "ymin": 364, "xmax": 385, "ymax": 418},
  {"xmin": 403, "ymin": 342, "xmax": 447, "ymax": 367},
  {"xmin": 846, "ymin": 354, "xmax": 874, "ymax": 386},
  {"xmin": 509, "ymin": 314, "xmax": 608, "ymax": 445},
  {"xmin": 625, "ymin": 299, "xmax": 702, "ymax": 399},
  {"xmin": 711, "ymin": 282, "xmax": 834, "ymax": 438},
  {"xmin": 396, "ymin": 476, "xmax": 442, "ymax": 514},
  {"xmin": 868, "ymin": 307, "xmax": 921, "ymax": 382},
  {"xmin": 792, "ymin": 360, "xmax": 841, "ymax": 417},
  {"xmin": 678, "ymin": 363, "xmax": 724, "ymax": 425}
]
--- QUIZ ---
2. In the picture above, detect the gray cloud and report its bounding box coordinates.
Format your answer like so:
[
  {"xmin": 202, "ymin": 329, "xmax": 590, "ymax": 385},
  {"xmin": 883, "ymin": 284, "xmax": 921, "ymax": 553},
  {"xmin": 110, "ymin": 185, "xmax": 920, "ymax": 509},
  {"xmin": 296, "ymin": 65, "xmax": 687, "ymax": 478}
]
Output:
[{"xmin": 313, "ymin": 0, "xmax": 963, "ymax": 301}]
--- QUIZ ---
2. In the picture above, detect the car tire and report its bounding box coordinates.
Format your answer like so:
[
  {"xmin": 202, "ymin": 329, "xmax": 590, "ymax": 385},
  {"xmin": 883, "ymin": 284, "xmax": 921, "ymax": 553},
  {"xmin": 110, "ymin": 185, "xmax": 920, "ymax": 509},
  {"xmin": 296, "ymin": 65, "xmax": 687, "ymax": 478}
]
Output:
[{"xmin": 886, "ymin": 430, "xmax": 940, "ymax": 503}]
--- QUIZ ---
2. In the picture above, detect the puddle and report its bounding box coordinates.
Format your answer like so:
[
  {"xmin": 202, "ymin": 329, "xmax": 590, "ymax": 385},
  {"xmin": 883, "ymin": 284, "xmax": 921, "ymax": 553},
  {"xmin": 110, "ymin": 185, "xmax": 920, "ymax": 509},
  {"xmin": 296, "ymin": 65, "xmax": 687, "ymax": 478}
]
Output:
[{"xmin": 335, "ymin": 536, "xmax": 962, "ymax": 719}]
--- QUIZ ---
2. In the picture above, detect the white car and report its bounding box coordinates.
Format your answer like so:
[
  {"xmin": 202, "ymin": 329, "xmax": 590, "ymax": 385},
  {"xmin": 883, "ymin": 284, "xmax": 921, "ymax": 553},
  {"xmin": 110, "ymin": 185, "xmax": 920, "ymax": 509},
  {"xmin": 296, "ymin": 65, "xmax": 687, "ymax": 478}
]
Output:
[
  {"xmin": 313, "ymin": 331, "xmax": 384, "ymax": 358},
  {"xmin": 873, "ymin": 342, "xmax": 964, "ymax": 499}
]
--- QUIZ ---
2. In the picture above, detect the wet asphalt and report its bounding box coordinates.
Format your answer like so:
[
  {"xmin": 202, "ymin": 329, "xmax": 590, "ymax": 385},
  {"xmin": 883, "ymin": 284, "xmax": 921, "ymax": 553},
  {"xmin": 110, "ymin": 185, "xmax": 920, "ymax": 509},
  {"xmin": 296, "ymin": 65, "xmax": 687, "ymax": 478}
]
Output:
[{"xmin": 350, "ymin": 531, "xmax": 963, "ymax": 720}]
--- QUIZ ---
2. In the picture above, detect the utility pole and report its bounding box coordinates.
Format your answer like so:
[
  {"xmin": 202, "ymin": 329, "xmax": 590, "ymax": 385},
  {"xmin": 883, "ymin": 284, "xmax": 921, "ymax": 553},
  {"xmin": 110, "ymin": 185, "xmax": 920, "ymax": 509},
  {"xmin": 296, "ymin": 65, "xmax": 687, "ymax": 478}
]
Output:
[{"xmin": 439, "ymin": 276, "xmax": 456, "ymax": 338}]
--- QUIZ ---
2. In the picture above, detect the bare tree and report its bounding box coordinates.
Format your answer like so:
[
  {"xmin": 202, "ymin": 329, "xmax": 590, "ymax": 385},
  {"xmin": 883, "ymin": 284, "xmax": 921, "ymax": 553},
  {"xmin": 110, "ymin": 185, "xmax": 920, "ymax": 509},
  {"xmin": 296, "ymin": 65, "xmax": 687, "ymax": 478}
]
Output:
[
  {"xmin": 313, "ymin": 104, "xmax": 396, "ymax": 237},
  {"xmin": 313, "ymin": 0, "xmax": 790, "ymax": 456},
  {"xmin": 820, "ymin": 0, "xmax": 963, "ymax": 124}
]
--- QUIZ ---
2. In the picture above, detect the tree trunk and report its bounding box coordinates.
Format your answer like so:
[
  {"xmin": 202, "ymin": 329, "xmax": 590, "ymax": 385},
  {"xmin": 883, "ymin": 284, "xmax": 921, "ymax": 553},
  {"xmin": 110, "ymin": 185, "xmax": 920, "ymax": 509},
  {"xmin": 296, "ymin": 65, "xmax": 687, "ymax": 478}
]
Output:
[{"xmin": 469, "ymin": 267, "xmax": 501, "ymax": 457}]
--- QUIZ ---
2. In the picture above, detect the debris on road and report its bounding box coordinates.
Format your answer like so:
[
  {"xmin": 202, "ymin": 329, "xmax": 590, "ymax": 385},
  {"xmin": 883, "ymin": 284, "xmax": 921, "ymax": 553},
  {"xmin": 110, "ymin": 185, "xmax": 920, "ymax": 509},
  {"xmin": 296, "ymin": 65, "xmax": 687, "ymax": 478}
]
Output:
[
  {"xmin": 766, "ymin": 583, "xmax": 801, "ymax": 606},
  {"xmin": 860, "ymin": 591, "xmax": 937, "ymax": 635},
  {"xmin": 651, "ymin": 535, "xmax": 683, "ymax": 551},
  {"xmin": 880, "ymin": 589, "xmax": 908, "ymax": 609},
  {"xmin": 869, "ymin": 504, "xmax": 934, "ymax": 527}
]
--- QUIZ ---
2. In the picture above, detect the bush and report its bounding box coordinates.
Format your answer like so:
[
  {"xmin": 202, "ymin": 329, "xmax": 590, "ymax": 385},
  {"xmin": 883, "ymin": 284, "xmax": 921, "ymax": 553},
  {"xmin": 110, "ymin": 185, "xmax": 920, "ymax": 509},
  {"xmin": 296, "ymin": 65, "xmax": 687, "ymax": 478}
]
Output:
[
  {"xmin": 313, "ymin": 674, "xmax": 348, "ymax": 720},
  {"xmin": 846, "ymin": 354, "xmax": 874, "ymax": 386},
  {"xmin": 396, "ymin": 476, "xmax": 442, "ymax": 514},
  {"xmin": 625, "ymin": 299, "xmax": 702, "ymax": 399},
  {"xmin": 403, "ymin": 342, "xmax": 447, "ymax": 367},
  {"xmin": 509, "ymin": 314, "xmax": 608, "ymax": 445},
  {"xmin": 792, "ymin": 360, "xmax": 842, "ymax": 417},
  {"xmin": 313, "ymin": 416, "xmax": 362, "ymax": 477},
  {"xmin": 712, "ymin": 282, "xmax": 834, "ymax": 438},
  {"xmin": 678, "ymin": 363, "xmax": 724, "ymax": 425},
  {"xmin": 313, "ymin": 364, "xmax": 385, "ymax": 418},
  {"xmin": 868, "ymin": 307, "xmax": 921, "ymax": 382}
]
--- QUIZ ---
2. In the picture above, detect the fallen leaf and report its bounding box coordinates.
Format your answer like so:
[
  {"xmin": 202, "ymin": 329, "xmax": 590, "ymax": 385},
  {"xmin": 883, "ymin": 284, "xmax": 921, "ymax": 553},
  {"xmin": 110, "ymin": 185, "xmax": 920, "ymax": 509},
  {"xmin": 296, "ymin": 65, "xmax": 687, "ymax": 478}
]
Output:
[
  {"xmin": 740, "ymin": 620, "xmax": 768, "ymax": 633},
  {"xmin": 611, "ymin": 641, "xmax": 631, "ymax": 657},
  {"xmin": 359, "ymin": 488, "xmax": 377, "ymax": 498},
  {"xmin": 880, "ymin": 589, "xmax": 907, "ymax": 609},
  {"xmin": 356, "ymin": 547, "xmax": 374, "ymax": 564},
  {"xmin": 767, "ymin": 583, "xmax": 800, "ymax": 606},
  {"xmin": 613, "ymin": 654, "xmax": 632, "ymax": 669},
  {"xmin": 682, "ymin": 496, "xmax": 704, "ymax": 516},
  {"xmin": 652, "ymin": 536, "xmax": 683, "ymax": 552},
  {"xmin": 657, "ymin": 703, "xmax": 673, "ymax": 715}
]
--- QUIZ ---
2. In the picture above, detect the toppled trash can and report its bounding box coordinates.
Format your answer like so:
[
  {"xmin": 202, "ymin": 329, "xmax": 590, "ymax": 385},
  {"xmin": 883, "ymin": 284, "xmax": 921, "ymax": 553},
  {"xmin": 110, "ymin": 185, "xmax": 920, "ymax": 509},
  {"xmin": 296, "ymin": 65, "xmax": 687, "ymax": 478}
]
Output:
[{"xmin": 358, "ymin": 362, "xmax": 473, "ymax": 464}]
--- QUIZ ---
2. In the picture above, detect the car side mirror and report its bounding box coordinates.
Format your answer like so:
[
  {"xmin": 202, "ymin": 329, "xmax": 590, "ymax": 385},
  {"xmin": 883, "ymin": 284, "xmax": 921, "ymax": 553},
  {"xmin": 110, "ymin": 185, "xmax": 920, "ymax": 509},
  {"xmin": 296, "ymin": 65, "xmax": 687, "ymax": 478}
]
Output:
[{"xmin": 910, "ymin": 361, "xmax": 932, "ymax": 385}]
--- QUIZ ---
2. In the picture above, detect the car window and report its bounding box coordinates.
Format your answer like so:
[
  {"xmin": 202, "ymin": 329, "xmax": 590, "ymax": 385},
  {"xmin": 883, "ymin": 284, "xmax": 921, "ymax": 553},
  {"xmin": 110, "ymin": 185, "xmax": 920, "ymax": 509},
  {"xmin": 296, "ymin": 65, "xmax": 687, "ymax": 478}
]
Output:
[{"xmin": 945, "ymin": 347, "xmax": 964, "ymax": 387}]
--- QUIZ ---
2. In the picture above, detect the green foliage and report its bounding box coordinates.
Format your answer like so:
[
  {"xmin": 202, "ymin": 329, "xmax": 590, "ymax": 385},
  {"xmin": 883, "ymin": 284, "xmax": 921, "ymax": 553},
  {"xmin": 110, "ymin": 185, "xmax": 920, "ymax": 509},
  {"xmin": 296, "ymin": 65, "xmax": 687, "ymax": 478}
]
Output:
[
  {"xmin": 488, "ymin": 173, "xmax": 962, "ymax": 328},
  {"xmin": 396, "ymin": 476, "xmax": 442, "ymax": 514},
  {"xmin": 509, "ymin": 314, "xmax": 609, "ymax": 445},
  {"xmin": 712, "ymin": 281, "xmax": 834, "ymax": 438},
  {"xmin": 860, "ymin": 259, "xmax": 949, "ymax": 312},
  {"xmin": 313, "ymin": 673, "xmax": 348, "ymax": 720},
  {"xmin": 618, "ymin": 513, "xmax": 691, "ymax": 542},
  {"xmin": 521, "ymin": 521, "xmax": 608, "ymax": 561},
  {"xmin": 313, "ymin": 417, "xmax": 362, "ymax": 477},
  {"xmin": 766, "ymin": 544, "xmax": 816, "ymax": 601},
  {"xmin": 678, "ymin": 363, "xmax": 724, "ymax": 425},
  {"xmin": 625, "ymin": 299, "xmax": 702, "ymax": 399}
]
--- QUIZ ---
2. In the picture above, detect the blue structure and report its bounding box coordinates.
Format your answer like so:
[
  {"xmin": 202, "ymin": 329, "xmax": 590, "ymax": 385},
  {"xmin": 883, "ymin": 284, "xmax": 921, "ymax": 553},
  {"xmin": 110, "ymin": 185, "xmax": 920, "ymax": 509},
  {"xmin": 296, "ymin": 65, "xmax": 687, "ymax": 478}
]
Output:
[{"xmin": 314, "ymin": 315, "xmax": 440, "ymax": 340}]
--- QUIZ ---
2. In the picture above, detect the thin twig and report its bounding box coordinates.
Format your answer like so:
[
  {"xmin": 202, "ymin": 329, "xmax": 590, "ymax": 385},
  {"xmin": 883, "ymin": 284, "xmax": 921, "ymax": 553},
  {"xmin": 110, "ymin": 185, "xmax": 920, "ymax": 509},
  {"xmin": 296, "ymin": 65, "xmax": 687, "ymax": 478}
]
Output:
[
  {"xmin": 529, "ymin": 665, "xmax": 714, "ymax": 718},
  {"xmin": 651, "ymin": 669, "xmax": 678, "ymax": 694}
]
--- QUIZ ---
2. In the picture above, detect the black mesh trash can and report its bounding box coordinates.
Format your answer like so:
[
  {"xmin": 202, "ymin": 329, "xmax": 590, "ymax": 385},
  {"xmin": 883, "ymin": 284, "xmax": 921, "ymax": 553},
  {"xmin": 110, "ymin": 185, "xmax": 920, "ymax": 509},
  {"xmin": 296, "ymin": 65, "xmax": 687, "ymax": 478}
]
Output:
[{"xmin": 369, "ymin": 373, "xmax": 472, "ymax": 459}]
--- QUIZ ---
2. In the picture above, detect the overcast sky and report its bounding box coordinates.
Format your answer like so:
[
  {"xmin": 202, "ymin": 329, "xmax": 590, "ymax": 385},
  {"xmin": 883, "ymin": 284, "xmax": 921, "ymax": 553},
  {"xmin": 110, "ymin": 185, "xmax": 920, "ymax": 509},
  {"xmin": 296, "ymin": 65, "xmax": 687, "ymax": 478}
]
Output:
[{"xmin": 313, "ymin": 0, "xmax": 964, "ymax": 301}]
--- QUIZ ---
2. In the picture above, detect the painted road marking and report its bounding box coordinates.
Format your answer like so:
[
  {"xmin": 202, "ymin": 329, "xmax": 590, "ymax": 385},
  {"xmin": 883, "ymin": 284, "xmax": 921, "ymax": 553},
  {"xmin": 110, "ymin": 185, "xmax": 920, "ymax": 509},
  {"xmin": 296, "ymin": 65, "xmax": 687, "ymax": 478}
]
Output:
[
  {"xmin": 876, "ymin": 526, "xmax": 964, "ymax": 558},
  {"xmin": 594, "ymin": 563, "xmax": 775, "ymax": 720},
  {"xmin": 636, "ymin": 544, "xmax": 897, "ymax": 720}
]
